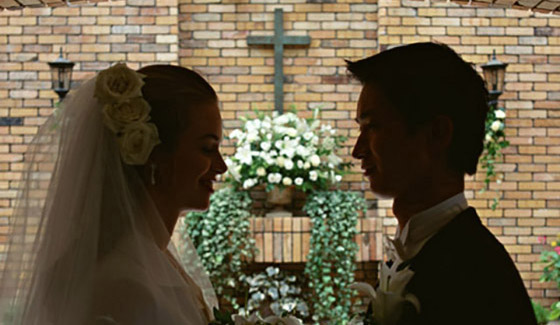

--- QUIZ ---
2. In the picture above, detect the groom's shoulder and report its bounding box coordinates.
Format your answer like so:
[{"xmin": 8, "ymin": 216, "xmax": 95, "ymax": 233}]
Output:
[{"xmin": 414, "ymin": 207, "xmax": 516, "ymax": 271}]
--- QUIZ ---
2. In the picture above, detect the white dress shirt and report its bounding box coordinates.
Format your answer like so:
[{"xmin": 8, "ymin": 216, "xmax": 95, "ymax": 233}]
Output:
[{"xmin": 389, "ymin": 192, "xmax": 469, "ymax": 263}]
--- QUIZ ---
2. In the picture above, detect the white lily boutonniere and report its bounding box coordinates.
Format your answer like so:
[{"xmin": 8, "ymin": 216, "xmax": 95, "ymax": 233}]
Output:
[{"xmin": 350, "ymin": 262, "xmax": 420, "ymax": 325}]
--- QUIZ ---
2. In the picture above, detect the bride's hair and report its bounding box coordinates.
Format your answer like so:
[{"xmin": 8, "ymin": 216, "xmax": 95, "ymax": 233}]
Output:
[{"xmin": 138, "ymin": 65, "xmax": 218, "ymax": 153}]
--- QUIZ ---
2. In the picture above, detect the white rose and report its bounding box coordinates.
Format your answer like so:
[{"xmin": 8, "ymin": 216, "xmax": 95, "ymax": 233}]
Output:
[
  {"xmin": 310, "ymin": 154, "xmax": 321, "ymax": 167},
  {"xmin": 303, "ymin": 162, "xmax": 311, "ymax": 169},
  {"xmin": 282, "ymin": 177, "xmax": 293, "ymax": 186},
  {"xmin": 94, "ymin": 63, "xmax": 145, "ymax": 103},
  {"xmin": 295, "ymin": 177, "xmax": 303, "ymax": 186},
  {"xmin": 102, "ymin": 97, "xmax": 151, "ymax": 133},
  {"xmin": 495, "ymin": 110, "xmax": 506, "ymax": 119},
  {"xmin": 322, "ymin": 137, "xmax": 335, "ymax": 150},
  {"xmin": 297, "ymin": 160, "xmax": 304, "ymax": 169},
  {"xmin": 335, "ymin": 175, "xmax": 342, "ymax": 182},
  {"xmin": 246, "ymin": 131, "xmax": 259, "ymax": 143},
  {"xmin": 284, "ymin": 159, "xmax": 294, "ymax": 170},
  {"xmin": 309, "ymin": 171, "xmax": 318, "ymax": 181},
  {"xmin": 303, "ymin": 132, "xmax": 313, "ymax": 141},
  {"xmin": 274, "ymin": 173, "xmax": 282, "ymax": 183},
  {"xmin": 490, "ymin": 121, "xmax": 502, "ymax": 132},
  {"xmin": 485, "ymin": 133, "xmax": 492, "ymax": 142},
  {"xmin": 276, "ymin": 156, "xmax": 285, "ymax": 167},
  {"xmin": 118, "ymin": 122, "xmax": 160, "ymax": 165},
  {"xmin": 257, "ymin": 167, "xmax": 266, "ymax": 176},
  {"xmin": 267, "ymin": 173, "xmax": 276, "ymax": 183},
  {"xmin": 275, "ymin": 140, "xmax": 283, "ymax": 150},
  {"xmin": 260, "ymin": 141, "xmax": 271, "ymax": 151}
]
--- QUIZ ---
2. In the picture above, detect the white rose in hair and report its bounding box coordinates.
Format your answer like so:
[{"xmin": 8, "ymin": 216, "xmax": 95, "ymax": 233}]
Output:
[
  {"xmin": 94, "ymin": 63, "xmax": 145, "ymax": 103},
  {"xmin": 102, "ymin": 97, "xmax": 151, "ymax": 133},
  {"xmin": 118, "ymin": 122, "xmax": 160, "ymax": 165}
]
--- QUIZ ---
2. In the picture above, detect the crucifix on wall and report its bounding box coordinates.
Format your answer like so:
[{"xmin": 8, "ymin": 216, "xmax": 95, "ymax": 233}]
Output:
[{"xmin": 247, "ymin": 8, "xmax": 311, "ymax": 114}]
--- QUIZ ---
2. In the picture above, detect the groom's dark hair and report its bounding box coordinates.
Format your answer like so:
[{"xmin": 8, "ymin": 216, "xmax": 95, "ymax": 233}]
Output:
[{"xmin": 346, "ymin": 42, "xmax": 489, "ymax": 176}]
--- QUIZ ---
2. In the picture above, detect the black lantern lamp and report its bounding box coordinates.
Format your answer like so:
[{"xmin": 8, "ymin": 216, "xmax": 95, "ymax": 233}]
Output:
[
  {"xmin": 48, "ymin": 48, "xmax": 75, "ymax": 101},
  {"xmin": 480, "ymin": 50, "xmax": 508, "ymax": 107}
]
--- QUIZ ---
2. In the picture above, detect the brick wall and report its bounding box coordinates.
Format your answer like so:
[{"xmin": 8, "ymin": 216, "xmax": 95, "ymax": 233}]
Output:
[
  {"xmin": 2, "ymin": 0, "xmax": 560, "ymax": 305},
  {"xmin": 0, "ymin": 0, "xmax": 178, "ymax": 254}
]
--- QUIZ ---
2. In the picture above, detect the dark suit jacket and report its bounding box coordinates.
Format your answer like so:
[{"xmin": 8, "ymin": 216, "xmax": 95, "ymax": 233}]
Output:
[{"xmin": 401, "ymin": 207, "xmax": 537, "ymax": 325}]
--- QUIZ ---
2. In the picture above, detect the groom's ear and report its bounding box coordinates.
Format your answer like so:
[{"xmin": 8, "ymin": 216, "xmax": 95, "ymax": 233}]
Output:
[{"xmin": 428, "ymin": 115, "xmax": 453, "ymax": 155}]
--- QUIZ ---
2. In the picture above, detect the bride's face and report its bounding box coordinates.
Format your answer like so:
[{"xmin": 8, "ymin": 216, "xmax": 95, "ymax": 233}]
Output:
[{"xmin": 166, "ymin": 102, "xmax": 227, "ymax": 211}]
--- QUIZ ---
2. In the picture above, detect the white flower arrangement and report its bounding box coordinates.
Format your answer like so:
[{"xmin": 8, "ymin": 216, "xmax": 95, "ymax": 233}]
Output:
[
  {"xmin": 225, "ymin": 110, "xmax": 350, "ymax": 192},
  {"xmin": 94, "ymin": 63, "xmax": 160, "ymax": 165}
]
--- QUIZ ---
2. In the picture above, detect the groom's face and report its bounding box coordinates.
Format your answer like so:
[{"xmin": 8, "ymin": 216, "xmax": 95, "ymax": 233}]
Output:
[{"xmin": 352, "ymin": 84, "xmax": 431, "ymax": 199}]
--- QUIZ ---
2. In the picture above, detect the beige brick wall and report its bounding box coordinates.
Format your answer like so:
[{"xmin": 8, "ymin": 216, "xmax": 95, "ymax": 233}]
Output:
[
  {"xmin": 0, "ymin": 0, "xmax": 178, "ymax": 252},
  {"xmin": 2, "ymin": 0, "xmax": 560, "ymax": 305}
]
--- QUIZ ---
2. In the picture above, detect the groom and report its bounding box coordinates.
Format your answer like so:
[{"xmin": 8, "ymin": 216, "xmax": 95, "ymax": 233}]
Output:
[{"xmin": 348, "ymin": 42, "xmax": 537, "ymax": 324}]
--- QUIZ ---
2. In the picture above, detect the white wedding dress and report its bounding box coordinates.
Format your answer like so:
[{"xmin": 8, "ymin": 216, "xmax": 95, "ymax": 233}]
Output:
[{"xmin": 0, "ymin": 75, "xmax": 217, "ymax": 324}]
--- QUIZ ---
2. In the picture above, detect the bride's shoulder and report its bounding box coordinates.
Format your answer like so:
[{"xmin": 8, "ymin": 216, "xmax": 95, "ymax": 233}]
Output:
[{"xmin": 92, "ymin": 247, "xmax": 158, "ymax": 323}]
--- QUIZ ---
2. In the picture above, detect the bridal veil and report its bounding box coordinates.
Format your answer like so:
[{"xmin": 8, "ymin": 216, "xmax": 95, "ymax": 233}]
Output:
[{"xmin": 0, "ymin": 66, "xmax": 218, "ymax": 324}]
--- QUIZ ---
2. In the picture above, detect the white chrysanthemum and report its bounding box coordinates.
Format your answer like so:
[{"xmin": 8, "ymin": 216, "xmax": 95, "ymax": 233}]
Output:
[
  {"xmin": 260, "ymin": 141, "xmax": 271, "ymax": 151},
  {"xmin": 310, "ymin": 154, "xmax": 321, "ymax": 167},
  {"xmin": 490, "ymin": 120, "xmax": 502, "ymax": 132},
  {"xmin": 295, "ymin": 177, "xmax": 303, "ymax": 186},
  {"xmin": 257, "ymin": 167, "xmax": 266, "ymax": 176},
  {"xmin": 286, "ymin": 127, "xmax": 298, "ymax": 137},
  {"xmin": 309, "ymin": 171, "xmax": 318, "ymax": 181},
  {"xmin": 296, "ymin": 145, "xmax": 310, "ymax": 158},
  {"xmin": 229, "ymin": 129, "xmax": 244, "ymax": 140},
  {"xmin": 282, "ymin": 177, "xmax": 293, "ymax": 186}
]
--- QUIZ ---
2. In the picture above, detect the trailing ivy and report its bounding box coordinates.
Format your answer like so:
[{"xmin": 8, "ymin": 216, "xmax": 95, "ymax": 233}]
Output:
[
  {"xmin": 479, "ymin": 105, "xmax": 509, "ymax": 210},
  {"xmin": 180, "ymin": 187, "xmax": 256, "ymax": 310},
  {"xmin": 303, "ymin": 191, "xmax": 366, "ymax": 324}
]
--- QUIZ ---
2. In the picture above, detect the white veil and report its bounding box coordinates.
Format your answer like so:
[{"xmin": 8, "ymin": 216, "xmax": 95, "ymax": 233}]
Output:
[{"xmin": 0, "ymin": 71, "xmax": 218, "ymax": 324}]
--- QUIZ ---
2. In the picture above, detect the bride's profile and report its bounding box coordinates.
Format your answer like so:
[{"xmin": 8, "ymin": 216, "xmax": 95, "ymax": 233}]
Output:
[{"xmin": 0, "ymin": 63, "xmax": 227, "ymax": 324}]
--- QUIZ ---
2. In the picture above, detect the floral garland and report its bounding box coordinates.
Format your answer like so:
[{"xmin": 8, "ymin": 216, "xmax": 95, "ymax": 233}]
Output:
[{"xmin": 94, "ymin": 63, "xmax": 161, "ymax": 165}]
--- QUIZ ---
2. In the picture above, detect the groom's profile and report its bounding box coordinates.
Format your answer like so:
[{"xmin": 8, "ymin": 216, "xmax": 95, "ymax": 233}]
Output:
[{"xmin": 348, "ymin": 42, "xmax": 537, "ymax": 324}]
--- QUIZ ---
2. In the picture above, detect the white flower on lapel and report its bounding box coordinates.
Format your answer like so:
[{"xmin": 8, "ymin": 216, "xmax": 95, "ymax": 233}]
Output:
[{"xmin": 350, "ymin": 263, "xmax": 420, "ymax": 325}]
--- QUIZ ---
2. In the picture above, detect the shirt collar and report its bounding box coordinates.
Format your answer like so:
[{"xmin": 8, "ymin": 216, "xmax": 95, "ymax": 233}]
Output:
[{"xmin": 392, "ymin": 192, "xmax": 468, "ymax": 261}]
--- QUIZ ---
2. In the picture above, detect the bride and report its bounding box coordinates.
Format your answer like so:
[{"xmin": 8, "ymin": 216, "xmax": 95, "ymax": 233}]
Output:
[{"xmin": 0, "ymin": 63, "xmax": 227, "ymax": 324}]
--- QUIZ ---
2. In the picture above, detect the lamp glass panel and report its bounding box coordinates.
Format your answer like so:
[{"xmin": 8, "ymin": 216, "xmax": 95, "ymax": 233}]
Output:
[
  {"xmin": 482, "ymin": 68, "xmax": 497, "ymax": 91},
  {"xmin": 496, "ymin": 68, "xmax": 506, "ymax": 93}
]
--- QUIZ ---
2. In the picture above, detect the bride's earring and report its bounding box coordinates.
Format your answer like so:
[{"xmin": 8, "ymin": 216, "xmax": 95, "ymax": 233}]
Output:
[{"xmin": 150, "ymin": 163, "xmax": 157, "ymax": 185}]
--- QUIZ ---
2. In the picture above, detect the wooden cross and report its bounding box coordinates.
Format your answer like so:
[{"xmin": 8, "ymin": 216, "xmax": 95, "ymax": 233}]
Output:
[{"xmin": 247, "ymin": 8, "xmax": 311, "ymax": 114}]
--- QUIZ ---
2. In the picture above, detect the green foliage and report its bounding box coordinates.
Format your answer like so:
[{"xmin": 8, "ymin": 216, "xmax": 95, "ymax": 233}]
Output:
[
  {"xmin": 479, "ymin": 105, "xmax": 509, "ymax": 210},
  {"xmin": 540, "ymin": 248, "xmax": 560, "ymax": 290},
  {"xmin": 303, "ymin": 191, "xmax": 366, "ymax": 324},
  {"xmin": 532, "ymin": 300, "xmax": 550, "ymax": 325},
  {"xmin": 180, "ymin": 187, "xmax": 256, "ymax": 310}
]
